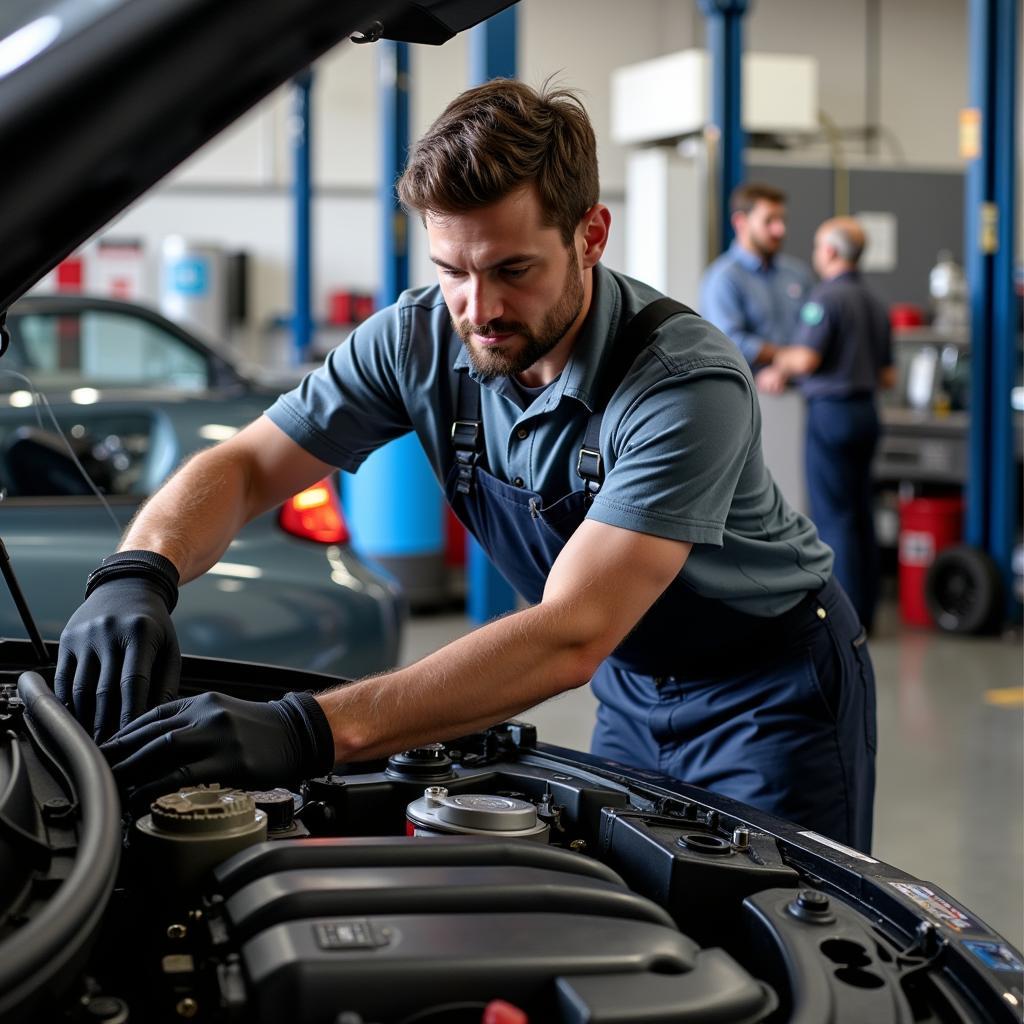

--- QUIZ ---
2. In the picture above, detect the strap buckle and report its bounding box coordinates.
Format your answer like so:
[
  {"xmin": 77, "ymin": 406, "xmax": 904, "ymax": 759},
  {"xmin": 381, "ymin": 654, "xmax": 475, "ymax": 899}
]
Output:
[
  {"xmin": 576, "ymin": 446, "xmax": 602, "ymax": 482},
  {"xmin": 451, "ymin": 419, "xmax": 482, "ymax": 495},
  {"xmin": 451, "ymin": 419, "xmax": 481, "ymax": 450},
  {"xmin": 576, "ymin": 446, "xmax": 602, "ymax": 506}
]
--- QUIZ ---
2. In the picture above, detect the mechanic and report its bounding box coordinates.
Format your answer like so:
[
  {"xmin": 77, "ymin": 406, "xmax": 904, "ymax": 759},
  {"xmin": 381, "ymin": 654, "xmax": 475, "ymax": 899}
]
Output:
[
  {"xmin": 756, "ymin": 217, "xmax": 894, "ymax": 633},
  {"xmin": 58, "ymin": 80, "xmax": 877, "ymax": 851},
  {"xmin": 699, "ymin": 182, "xmax": 816, "ymax": 370}
]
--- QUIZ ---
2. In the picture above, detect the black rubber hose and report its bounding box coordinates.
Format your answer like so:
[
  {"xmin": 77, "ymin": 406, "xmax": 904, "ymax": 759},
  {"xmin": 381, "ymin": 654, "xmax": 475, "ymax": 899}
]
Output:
[{"xmin": 0, "ymin": 672, "xmax": 121, "ymax": 1021}]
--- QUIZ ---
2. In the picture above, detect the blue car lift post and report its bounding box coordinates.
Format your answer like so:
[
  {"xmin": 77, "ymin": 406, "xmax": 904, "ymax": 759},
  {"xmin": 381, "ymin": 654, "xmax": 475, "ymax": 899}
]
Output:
[
  {"xmin": 291, "ymin": 69, "xmax": 314, "ymax": 365},
  {"xmin": 699, "ymin": 0, "xmax": 748, "ymax": 253},
  {"xmin": 965, "ymin": 0, "xmax": 1019, "ymax": 617},
  {"xmin": 465, "ymin": 7, "xmax": 520, "ymax": 624}
]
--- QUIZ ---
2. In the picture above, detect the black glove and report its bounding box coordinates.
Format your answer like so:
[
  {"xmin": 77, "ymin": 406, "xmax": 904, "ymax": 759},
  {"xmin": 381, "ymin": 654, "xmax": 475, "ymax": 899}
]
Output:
[
  {"xmin": 100, "ymin": 690, "xmax": 336, "ymax": 809},
  {"xmin": 56, "ymin": 550, "xmax": 181, "ymax": 743}
]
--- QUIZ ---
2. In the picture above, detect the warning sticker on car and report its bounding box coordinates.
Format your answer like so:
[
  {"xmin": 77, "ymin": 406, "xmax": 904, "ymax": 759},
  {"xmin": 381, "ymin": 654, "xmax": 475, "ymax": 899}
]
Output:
[{"xmin": 889, "ymin": 881, "xmax": 982, "ymax": 934}]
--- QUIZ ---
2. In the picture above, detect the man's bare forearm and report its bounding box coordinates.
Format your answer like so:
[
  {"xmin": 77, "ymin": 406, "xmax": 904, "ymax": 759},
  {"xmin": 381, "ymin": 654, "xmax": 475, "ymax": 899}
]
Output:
[
  {"xmin": 118, "ymin": 416, "xmax": 336, "ymax": 583},
  {"xmin": 316, "ymin": 522, "xmax": 693, "ymax": 763},
  {"xmin": 315, "ymin": 595, "xmax": 601, "ymax": 762},
  {"xmin": 120, "ymin": 446, "xmax": 254, "ymax": 582}
]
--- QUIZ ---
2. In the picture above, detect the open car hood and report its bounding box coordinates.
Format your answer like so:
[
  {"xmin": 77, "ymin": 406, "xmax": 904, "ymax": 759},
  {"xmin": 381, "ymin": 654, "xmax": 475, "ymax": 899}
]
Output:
[{"xmin": 0, "ymin": 0, "xmax": 516, "ymax": 312}]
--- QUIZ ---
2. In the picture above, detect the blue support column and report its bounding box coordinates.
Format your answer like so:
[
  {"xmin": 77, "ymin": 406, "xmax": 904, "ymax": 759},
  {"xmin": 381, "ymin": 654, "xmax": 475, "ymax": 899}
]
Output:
[
  {"xmin": 988, "ymin": 0, "xmax": 1018, "ymax": 603},
  {"xmin": 465, "ymin": 9, "xmax": 520, "ymax": 624},
  {"xmin": 343, "ymin": 41, "xmax": 446, "ymax": 608},
  {"xmin": 469, "ymin": 5, "xmax": 517, "ymax": 82},
  {"xmin": 964, "ymin": 0, "xmax": 1019, "ymax": 612},
  {"xmin": 964, "ymin": 0, "xmax": 995, "ymax": 550},
  {"xmin": 378, "ymin": 41, "xmax": 410, "ymax": 306},
  {"xmin": 291, "ymin": 69, "xmax": 314, "ymax": 364},
  {"xmin": 699, "ymin": 0, "xmax": 748, "ymax": 253}
]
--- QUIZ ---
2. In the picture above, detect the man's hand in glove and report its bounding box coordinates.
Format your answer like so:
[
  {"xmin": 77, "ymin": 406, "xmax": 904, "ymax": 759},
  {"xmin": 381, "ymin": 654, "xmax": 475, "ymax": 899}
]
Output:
[
  {"xmin": 56, "ymin": 550, "xmax": 182, "ymax": 743},
  {"xmin": 100, "ymin": 690, "xmax": 336, "ymax": 808}
]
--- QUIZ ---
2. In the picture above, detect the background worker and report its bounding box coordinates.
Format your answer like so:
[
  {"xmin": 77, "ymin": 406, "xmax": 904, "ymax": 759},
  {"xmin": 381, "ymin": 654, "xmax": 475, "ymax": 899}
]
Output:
[
  {"xmin": 57, "ymin": 81, "xmax": 876, "ymax": 851},
  {"xmin": 757, "ymin": 217, "xmax": 895, "ymax": 633},
  {"xmin": 699, "ymin": 182, "xmax": 816, "ymax": 369}
]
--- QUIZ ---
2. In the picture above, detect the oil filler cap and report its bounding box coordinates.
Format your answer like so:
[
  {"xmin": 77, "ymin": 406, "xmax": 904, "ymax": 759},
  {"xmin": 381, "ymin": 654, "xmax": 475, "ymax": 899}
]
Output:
[
  {"xmin": 148, "ymin": 784, "xmax": 260, "ymax": 836},
  {"xmin": 135, "ymin": 785, "xmax": 268, "ymax": 893},
  {"xmin": 438, "ymin": 794, "xmax": 538, "ymax": 831},
  {"xmin": 406, "ymin": 790, "xmax": 550, "ymax": 841}
]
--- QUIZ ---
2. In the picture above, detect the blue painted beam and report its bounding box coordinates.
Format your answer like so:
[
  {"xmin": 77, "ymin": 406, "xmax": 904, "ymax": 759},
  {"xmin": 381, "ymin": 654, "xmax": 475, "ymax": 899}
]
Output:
[
  {"xmin": 466, "ymin": 8, "xmax": 519, "ymax": 624},
  {"xmin": 291, "ymin": 69, "xmax": 314, "ymax": 365},
  {"xmin": 470, "ymin": 5, "xmax": 517, "ymax": 82},
  {"xmin": 378, "ymin": 41, "xmax": 410, "ymax": 305},
  {"xmin": 699, "ymin": 0, "xmax": 748, "ymax": 252},
  {"xmin": 964, "ymin": 0, "xmax": 995, "ymax": 551},
  {"xmin": 989, "ymin": 0, "xmax": 1019, "ymax": 603}
]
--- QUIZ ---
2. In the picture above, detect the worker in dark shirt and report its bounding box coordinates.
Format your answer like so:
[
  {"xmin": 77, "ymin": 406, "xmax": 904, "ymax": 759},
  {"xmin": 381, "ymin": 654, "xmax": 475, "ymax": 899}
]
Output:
[{"xmin": 757, "ymin": 217, "xmax": 895, "ymax": 632}]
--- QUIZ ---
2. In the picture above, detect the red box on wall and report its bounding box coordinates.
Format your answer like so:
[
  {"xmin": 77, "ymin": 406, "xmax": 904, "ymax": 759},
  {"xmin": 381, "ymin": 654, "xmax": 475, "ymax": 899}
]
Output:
[
  {"xmin": 329, "ymin": 291, "xmax": 375, "ymax": 326},
  {"xmin": 55, "ymin": 257, "xmax": 84, "ymax": 293}
]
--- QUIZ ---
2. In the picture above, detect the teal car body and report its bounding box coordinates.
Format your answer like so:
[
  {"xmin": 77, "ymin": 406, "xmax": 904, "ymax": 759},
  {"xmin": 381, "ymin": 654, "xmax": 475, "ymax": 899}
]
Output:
[{"xmin": 0, "ymin": 294, "xmax": 404, "ymax": 678}]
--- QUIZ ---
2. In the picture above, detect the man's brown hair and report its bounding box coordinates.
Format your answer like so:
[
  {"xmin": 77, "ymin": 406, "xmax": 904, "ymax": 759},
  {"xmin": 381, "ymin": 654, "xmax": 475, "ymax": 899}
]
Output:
[
  {"xmin": 397, "ymin": 78, "xmax": 599, "ymax": 245},
  {"xmin": 729, "ymin": 182, "xmax": 787, "ymax": 215}
]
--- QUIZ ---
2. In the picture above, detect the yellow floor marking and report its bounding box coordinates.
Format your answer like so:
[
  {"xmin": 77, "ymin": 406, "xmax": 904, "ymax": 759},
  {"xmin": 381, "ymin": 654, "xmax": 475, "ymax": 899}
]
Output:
[{"xmin": 984, "ymin": 687, "xmax": 1024, "ymax": 707}]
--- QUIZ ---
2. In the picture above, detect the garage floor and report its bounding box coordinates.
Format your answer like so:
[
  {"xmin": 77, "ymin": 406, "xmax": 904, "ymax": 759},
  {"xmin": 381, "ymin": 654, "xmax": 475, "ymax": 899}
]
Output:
[{"xmin": 400, "ymin": 596, "xmax": 1024, "ymax": 951}]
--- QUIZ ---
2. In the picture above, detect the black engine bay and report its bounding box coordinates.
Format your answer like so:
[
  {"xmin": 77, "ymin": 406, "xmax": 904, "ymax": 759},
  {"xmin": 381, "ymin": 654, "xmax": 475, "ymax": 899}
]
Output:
[{"xmin": 1, "ymin": 646, "xmax": 1021, "ymax": 1024}]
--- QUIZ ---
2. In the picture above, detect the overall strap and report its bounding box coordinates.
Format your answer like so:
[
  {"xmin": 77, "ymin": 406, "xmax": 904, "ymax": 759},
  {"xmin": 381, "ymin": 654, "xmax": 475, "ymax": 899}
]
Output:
[
  {"xmin": 451, "ymin": 366, "xmax": 483, "ymax": 495},
  {"xmin": 577, "ymin": 298, "xmax": 696, "ymax": 500},
  {"xmin": 451, "ymin": 296, "xmax": 697, "ymax": 497}
]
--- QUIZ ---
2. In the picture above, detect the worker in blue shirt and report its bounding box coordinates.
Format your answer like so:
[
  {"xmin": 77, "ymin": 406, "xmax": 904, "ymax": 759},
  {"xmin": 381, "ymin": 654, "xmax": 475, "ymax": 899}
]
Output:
[
  {"xmin": 56, "ymin": 82, "xmax": 876, "ymax": 851},
  {"xmin": 700, "ymin": 182, "xmax": 816, "ymax": 369},
  {"xmin": 757, "ymin": 217, "xmax": 894, "ymax": 632}
]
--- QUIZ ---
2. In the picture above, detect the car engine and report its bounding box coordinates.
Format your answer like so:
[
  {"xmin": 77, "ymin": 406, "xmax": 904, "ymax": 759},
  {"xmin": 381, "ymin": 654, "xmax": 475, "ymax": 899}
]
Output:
[{"xmin": 1, "ymin": 655, "xmax": 1021, "ymax": 1024}]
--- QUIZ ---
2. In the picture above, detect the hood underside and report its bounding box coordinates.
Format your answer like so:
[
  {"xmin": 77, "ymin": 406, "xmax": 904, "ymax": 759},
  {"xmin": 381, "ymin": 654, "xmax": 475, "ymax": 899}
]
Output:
[{"xmin": 0, "ymin": 0, "xmax": 516, "ymax": 311}]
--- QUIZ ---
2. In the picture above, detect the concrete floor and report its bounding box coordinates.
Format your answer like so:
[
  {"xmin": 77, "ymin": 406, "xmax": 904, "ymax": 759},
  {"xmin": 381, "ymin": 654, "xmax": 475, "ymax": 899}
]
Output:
[{"xmin": 400, "ymin": 597, "xmax": 1024, "ymax": 951}]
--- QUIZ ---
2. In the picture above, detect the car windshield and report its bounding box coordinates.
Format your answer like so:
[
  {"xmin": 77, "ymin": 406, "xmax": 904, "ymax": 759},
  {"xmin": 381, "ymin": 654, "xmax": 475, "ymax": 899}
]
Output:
[{"xmin": 2, "ymin": 308, "xmax": 209, "ymax": 392}]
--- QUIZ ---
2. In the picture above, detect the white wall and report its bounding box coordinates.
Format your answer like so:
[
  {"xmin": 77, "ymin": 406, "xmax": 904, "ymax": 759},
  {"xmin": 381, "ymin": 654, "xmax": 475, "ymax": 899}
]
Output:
[{"xmin": 47, "ymin": 0, "xmax": 983, "ymax": 365}]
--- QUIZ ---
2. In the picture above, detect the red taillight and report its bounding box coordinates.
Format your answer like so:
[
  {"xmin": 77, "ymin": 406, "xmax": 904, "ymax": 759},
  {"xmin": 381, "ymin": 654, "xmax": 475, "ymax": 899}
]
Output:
[{"xmin": 278, "ymin": 478, "xmax": 350, "ymax": 544}]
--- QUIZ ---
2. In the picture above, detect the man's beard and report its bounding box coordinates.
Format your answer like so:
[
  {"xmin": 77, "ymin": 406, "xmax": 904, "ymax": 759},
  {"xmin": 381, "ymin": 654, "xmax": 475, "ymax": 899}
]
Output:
[
  {"xmin": 453, "ymin": 248, "xmax": 585, "ymax": 379},
  {"xmin": 749, "ymin": 231, "xmax": 781, "ymax": 261}
]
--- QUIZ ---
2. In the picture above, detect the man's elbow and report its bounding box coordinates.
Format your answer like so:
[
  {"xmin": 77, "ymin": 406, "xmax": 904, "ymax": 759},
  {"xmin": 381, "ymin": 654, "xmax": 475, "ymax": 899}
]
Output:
[
  {"xmin": 539, "ymin": 615, "xmax": 619, "ymax": 693},
  {"xmin": 564, "ymin": 644, "xmax": 608, "ymax": 690}
]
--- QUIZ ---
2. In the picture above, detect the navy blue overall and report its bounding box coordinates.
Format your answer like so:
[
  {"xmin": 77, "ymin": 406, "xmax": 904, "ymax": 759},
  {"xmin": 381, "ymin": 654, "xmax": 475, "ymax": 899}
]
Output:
[{"xmin": 446, "ymin": 300, "xmax": 876, "ymax": 851}]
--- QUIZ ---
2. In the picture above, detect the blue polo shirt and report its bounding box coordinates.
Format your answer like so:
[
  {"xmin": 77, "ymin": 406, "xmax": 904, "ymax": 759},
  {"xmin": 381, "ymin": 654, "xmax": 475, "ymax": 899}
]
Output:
[
  {"xmin": 267, "ymin": 264, "xmax": 832, "ymax": 615},
  {"xmin": 699, "ymin": 242, "xmax": 816, "ymax": 366},
  {"xmin": 793, "ymin": 271, "xmax": 893, "ymax": 399}
]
